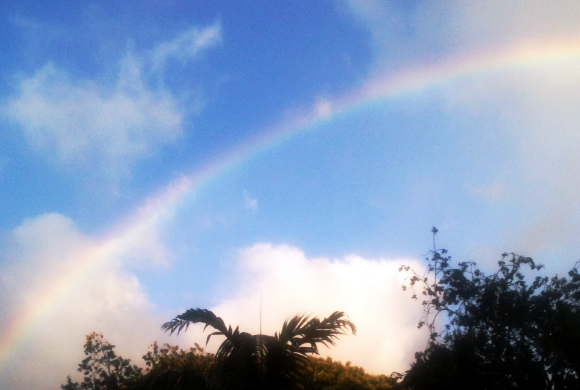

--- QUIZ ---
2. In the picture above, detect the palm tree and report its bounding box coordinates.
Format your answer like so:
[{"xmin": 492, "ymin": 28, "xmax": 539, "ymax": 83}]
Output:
[{"xmin": 160, "ymin": 308, "xmax": 356, "ymax": 390}]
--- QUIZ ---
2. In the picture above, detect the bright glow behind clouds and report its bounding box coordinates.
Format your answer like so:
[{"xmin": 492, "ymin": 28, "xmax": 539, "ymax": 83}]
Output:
[
  {"xmin": 0, "ymin": 214, "xmax": 165, "ymax": 390},
  {"xmin": 0, "ymin": 215, "xmax": 424, "ymax": 388},
  {"xmin": 211, "ymin": 244, "xmax": 426, "ymax": 374}
]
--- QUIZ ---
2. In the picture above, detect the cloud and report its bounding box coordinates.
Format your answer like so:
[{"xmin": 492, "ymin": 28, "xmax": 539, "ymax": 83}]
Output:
[
  {"xmin": 0, "ymin": 215, "xmax": 427, "ymax": 389},
  {"xmin": 440, "ymin": 54, "xmax": 580, "ymax": 257},
  {"xmin": 3, "ymin": 60, "xmax": 181, "ymax": 176},
  {"xmin": 2, "ymin": 23, "xmax": 221, "ymax": 179},
  {"xmin": 151, "ymin": 23, "xmax": 222, "ymax": 72},
  {"xmin": 314, "ymin": 98, "xmax": 333, "ymax": 120},
  {"xmin": 464, "ymin": 181, "xmax": 508, "ymax": 203},
  {"xmin": 344, "ymin": 1, "xmax": 580, "ymax": 70},
  {"xmin": 343, "ymin": 1, "xmax": 580, "ymax": 260},
  {"xmin": 0, "ymin": 216, "xmax": 422, "ymax": 387},
  {"xmin": 243, "ymin": 190, "xmax": 258, "ymax": 211},
  {"xmin": 441, "ymin": 1, "xmax": 580, "ymax": 48},
  {"xmin": 0, "ymin": 214, "xmax": 171, "ymax": 390},
  {"xmin": 205, "ymin": 243, "xmax": 426, "ymax": 375}
]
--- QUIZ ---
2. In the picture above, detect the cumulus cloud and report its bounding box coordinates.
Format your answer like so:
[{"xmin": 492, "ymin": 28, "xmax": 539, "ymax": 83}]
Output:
[
  {"xmin": 2, "ymin": 23, "xmax": 221, "ymax": 179},
  {"xmin": 0, "ymin": 214, "xmax": 427, "ymax": 389},
  {"xmin": 204, "ymin": 243, "xmax": 427, "ymax": 375},
  {"xmin": 0, "ymin": 214, "xmax": 171, "ymax": 390}
]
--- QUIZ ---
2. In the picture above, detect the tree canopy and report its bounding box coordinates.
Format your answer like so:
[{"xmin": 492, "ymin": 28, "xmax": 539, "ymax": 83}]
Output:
[
  {"xmin": 302, "ymin": 356, "xmax": 396, "ymax": 390},
  {"xmin": 398, "ymin": 228, "xmax": 580, "ymax": 390},
  {"xmin": 161, "ymin": 309, "xmax": 356, "ymax": 390},
  {"xmin": 62, "ymin": 310, "xmax": 359, "ymax": 390},
  {"xmin": 61, "ymin": 332, "xmax": 143, "ymax": 390},
  {"xmin": 62, "ymin": 230, "xmax": 580, "ymax": 390}
]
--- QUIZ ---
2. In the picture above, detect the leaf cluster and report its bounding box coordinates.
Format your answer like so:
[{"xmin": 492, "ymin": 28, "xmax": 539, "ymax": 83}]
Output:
[
  {"xmin": 161, "ymin": 309, "xmax": 356, "ymax": 390},
  {"xmin": 61, "ymin": 332, "xmax": 143, "ymax": 390},
  {"xmin": 64, "ymin": 310, "xmax": 355, "ymax": 390},
  {"xmin": 399, "ymin": 229, "xmax": 580, "ymax": 389},
  {"xmin": 302, "ymin": 356, "xmax": 396, "ymax": 390},
  {"xmin": 135, "ymin": 342, "xmax": 217, "ymax": 390}
]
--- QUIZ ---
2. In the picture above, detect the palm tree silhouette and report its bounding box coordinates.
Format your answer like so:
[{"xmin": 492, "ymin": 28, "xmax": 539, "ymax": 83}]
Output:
[{"xmin": 161, "ymin": 308, "xmax": 356, "ymax": 390}]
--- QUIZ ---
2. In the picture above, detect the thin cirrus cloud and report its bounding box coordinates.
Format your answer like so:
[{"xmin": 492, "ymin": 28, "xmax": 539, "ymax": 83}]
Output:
[
  {"xmin": 151, "ymin": 22, "xmax": 222, "ymax": 72},
  {"xmin": 243, "ymin": 190, "xmax": 258, "ymax": 211},
  {"xmin": 442, "ymin": 58, "xmax": 580, "ymax": 257},
  {"xmin": 2, "ymin": 23, "xmax": 222, "ymax": 177}
]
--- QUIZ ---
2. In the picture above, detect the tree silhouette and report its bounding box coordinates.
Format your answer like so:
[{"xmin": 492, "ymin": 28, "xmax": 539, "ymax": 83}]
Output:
[
  {"xmin": 398, "ymin": 229, "xmax": 580, "ymax": 390},
  {"xmin": 301, "ymin": 356, "xmax": 396, "ymax": 390},
  {"xmin": 135, "ymin": 342, "xmax": 217, "ymax": 390},
  {"xmin": 61, "ymin": 332, "xmax": 143, "ymax": 390},
  {"xmin": 161, "ymin": 308, "xmax": 356, "ymax": 390}
]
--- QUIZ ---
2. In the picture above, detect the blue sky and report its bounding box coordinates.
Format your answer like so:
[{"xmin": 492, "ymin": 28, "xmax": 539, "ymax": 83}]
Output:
[{"xmin": 2, "ymin": 1, "xmax": 580, "ymax": 388}]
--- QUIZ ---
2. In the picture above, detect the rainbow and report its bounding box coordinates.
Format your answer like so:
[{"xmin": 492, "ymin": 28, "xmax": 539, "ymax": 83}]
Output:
[{"xmin": 2, "ymin": 39, "xmax": 580, "ymax": 367}]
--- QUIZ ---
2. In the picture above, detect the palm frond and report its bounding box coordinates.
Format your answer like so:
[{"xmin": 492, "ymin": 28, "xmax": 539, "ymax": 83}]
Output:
[
  {"xmin": 277, "ymin": 311, "xmax": 356, "ymax": 357},
  {"xmin": 161, "ymin": 308, "xmax": 229, "ymax": 340},
  {"xmin": 160, "ymin": 308, "xmax": 356, "ymax": 389}
]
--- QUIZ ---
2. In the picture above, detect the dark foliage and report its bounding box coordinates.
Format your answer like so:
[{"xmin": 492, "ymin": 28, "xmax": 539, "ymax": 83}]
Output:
[
  {"xmin": 398, "ymin": 228, "xmax": 580, "ymax": 390},
  {"xmin": 63, "ymin": 310, "xmax": 355, "ymax": 390},
  {"xmin": 161, "ymin": 308, "xmax": 356, "ymax": 390},
  {"xmin": 134, "ymin": 342, "xmax": 218, "ymax": 390},
  {"xmin": 61, "ymin": 332, "xmax": 143, "ymax": 390},
  {"xmin": 63, "ymin": 334, "xmax": 217, "ymax": 390},
  {"xmin": 301, "ymin": 356, "xmax": 396, "ymax": 390}
]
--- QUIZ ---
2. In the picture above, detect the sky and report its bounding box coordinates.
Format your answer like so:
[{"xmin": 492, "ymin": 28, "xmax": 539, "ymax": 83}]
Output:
[{"xmin": 2, "ymin": 1, "xmax": 580, "ymax": 388}]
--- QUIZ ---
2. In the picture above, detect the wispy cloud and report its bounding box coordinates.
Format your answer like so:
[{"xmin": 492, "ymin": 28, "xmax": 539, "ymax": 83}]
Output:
[
  {"xmin": 440, "ymin": 54, "xmax": 580, "ymax": 258},
  {"xmin": 2, "ymin": 23, "xmax": 221, "ymax": 180},
  {"xmin": 344, "ymin": 0, "xmax": 580, "ymax": 70},
  {"xmin": 151, "ymin": 22, "xmax": 222, "ymax": 72},
  {"xmin": 3, "ymin": 60, "xmax": 181, "ymax": 176},
  {"xmin": 243, "ymin": 190, "xmax": 258, "ymax": 211}
]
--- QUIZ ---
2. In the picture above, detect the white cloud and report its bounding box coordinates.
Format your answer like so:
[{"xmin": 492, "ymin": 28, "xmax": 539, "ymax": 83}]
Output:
[
  {"xmin": 151, "ymin": 23, "xmax": 222, "ymax": 72},
  {"xmin": 4, "ymin": 60, "xmax": 181, "ymax": 176},
  {"xmin": 344, "ymin": 1, "xmax": 580, "ymax": 70},
  {"xmin": 204, "ymin": 243, "xmax": 427, "ymax": 375},
  {"xmin": 0, "ymin": 215, "xmax": 428, "ymax": 389},
  {"xmin": 2, "ymin": 23, "xmax": 221, "ymax": 179},
  {"xmin": 442, "ymin": 1, "xmax": 580, "ymax": 48},
  {"xmin": 440, "ymin": 57, "xmax": 580, "ymax": 257},
  {"xmin": 0, "ymin": 214, "xmax": 171, "ymax": 390},
  {"xmin": 344, "ymin": 1, "xmax": 580, "ymax": 260},
  {"xmin": 243, "ymin": 190, "xmax": 258, "ymax": 211},
  {"xmin": 314, "ymin": 98, "xmax": 332, "ymax": 120}
]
